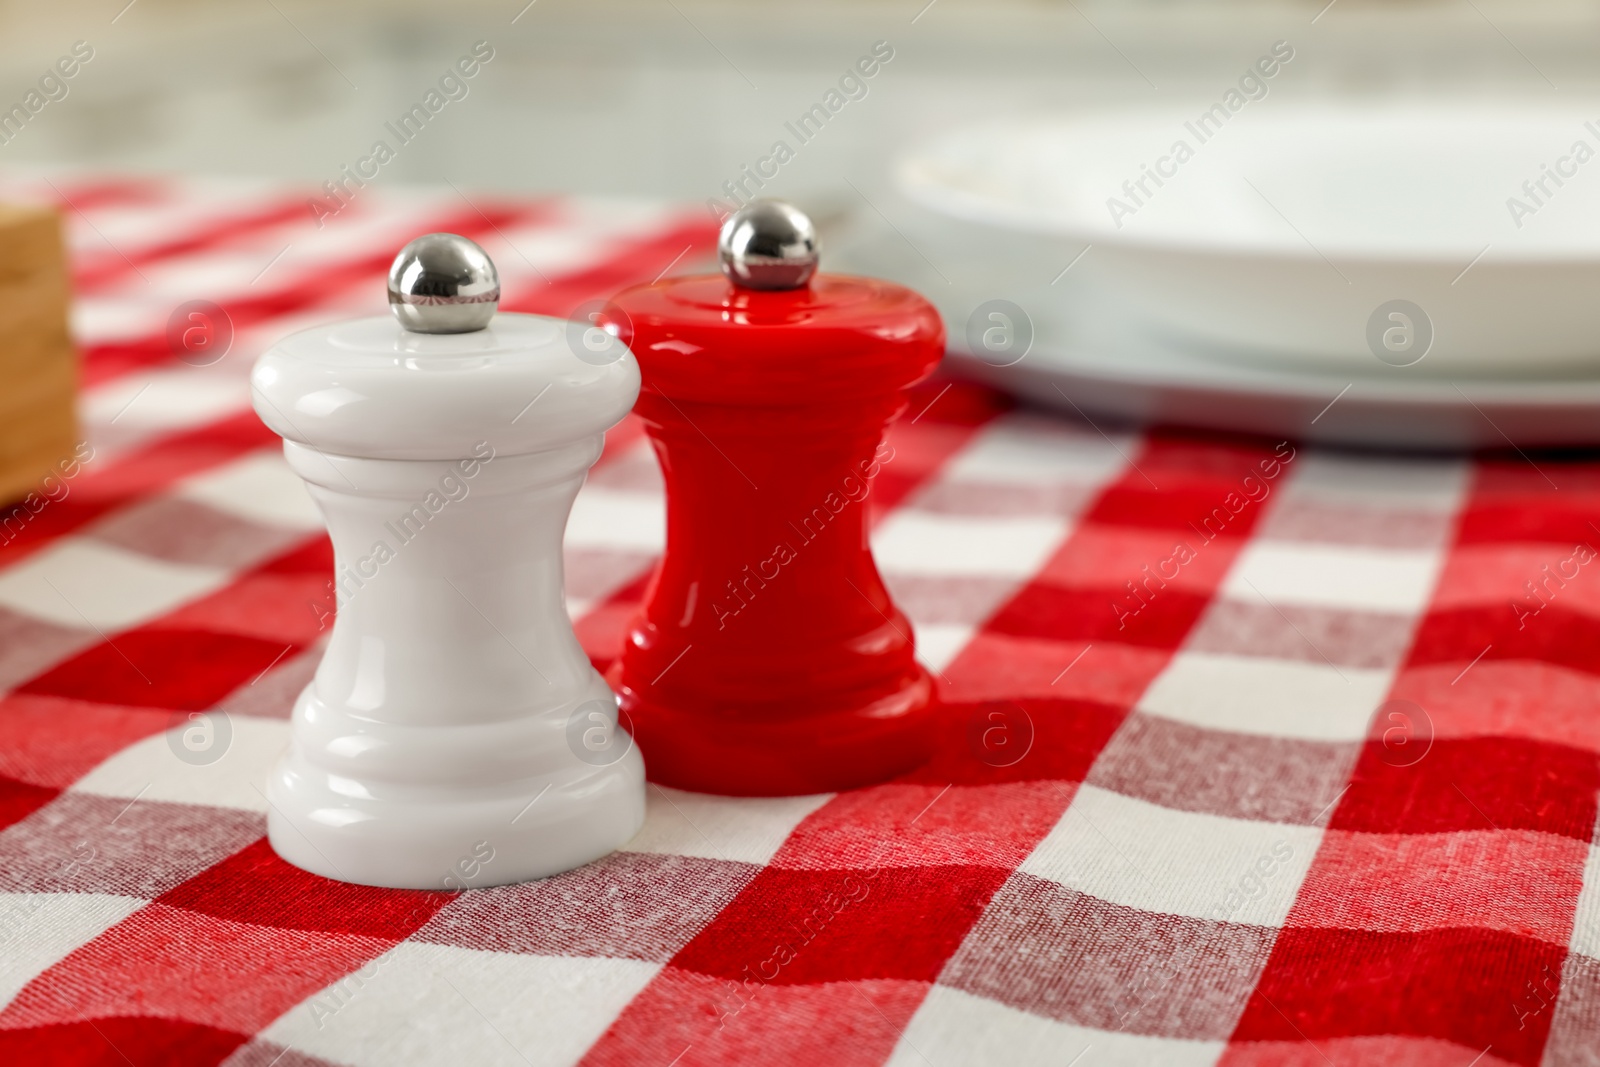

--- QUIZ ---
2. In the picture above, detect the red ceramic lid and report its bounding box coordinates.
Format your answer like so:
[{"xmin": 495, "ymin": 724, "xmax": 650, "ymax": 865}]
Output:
[{"xmin": 600, "ymin": 273, "xmax": 944, "ymax": 406}]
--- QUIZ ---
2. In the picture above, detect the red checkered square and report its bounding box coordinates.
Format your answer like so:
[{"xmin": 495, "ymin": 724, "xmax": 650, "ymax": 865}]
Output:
[
  {"xmin": 213, "ymin": 644, "xmax": 320, "ymax": 721},
  {"xmin": 1330, "ymin": 736, "xmax": 1600, "ymax": 839},
  {"xmin": 0, "ymin": 902, "xmax": 393, "ymax": 1035},
  {"xmin": 1036, "ymin": 522, "xmax": 1244, "ymax": 594},
  {"xmin": 255, "ymin": 535, "xmax": 333, "ymax": 576},
  {"xmin": 1289, "ymin": 828, "xmax": 1589, "ymax": 943},
  {"xmin": 18, "ymin": 628, "xmax": 304, "ymax": 712},
  {"xmin": 1221, "ymin": 1035, "xmax": 1522, "ymax": 1067},
  {"xmin": 1409, "ymin": 603, "xmax": 1600, "ymax": 677},
  {"xmin": 989, "ymin": 581, "xmax": 1216, "ymax": 649},
  {"xmin": 769, "ymin": 782, "xmax": 1079, "ymax": 873},
  {"xmin": 920, "ymin": 697, "xmax": 1126, "ymax": 788},
  {"xmin": 1230, "ymin": 925, "xmax": 1565, "ymax": 1066},
  {"xmin": 0, "ymin": 693, "xmax": 168, "ymax": 788},
  {"xmin": 158, "ymin": 839, "xmax": 450, "ymax": 940},
  {"xmin": 0, "ymin": 1017, "xmax": 247, "ymax": 1067},
  {"xmin": 1430, "ymin": 542, "xmax": 1600, "ymax": 614},
  {"xmin": 1391, "ymin": 660, "xmax": 1600, "ymax": 755},
  {"xmin": 943, "ymin": 632, "xmax": 1169, "ymax": 707},
  {"xmin": 580, "ymin": 969, "xmax": 927, "ymax": 1067},
  {"xmin": 157, "ymin": 569, "xmax": 328, "ymax": 646},
  {"xmin": 1455, "ymin": 461, "xmax": 1600, "ymax": 546},
  {"xmin": 670, "ymin": 863, "xmax": 1006, "ymax": 987},
  {"xmin": 0, "ymin": 776, "xmax": 57, "ymax": 834}
]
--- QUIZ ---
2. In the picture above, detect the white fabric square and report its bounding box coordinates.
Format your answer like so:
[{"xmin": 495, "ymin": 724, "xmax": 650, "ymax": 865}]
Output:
[
  {"xmin": 70, "ymin": 713, "xmax": 289, "ymax": 814},
  {"xmin": 1019, "ymin": 785, "xmax": 1322, "ymax": 928},
  {"xmin": 0, "ymin": 892, "xmax": 146, "ymax": 1012},
  {"xmin": 144, "ymin": 250, "xmax": 305, "ymax": 297},
  {"xmin": 176, "ymin": 449, "xmax": 324, "ymax": 530},
  {"xmin": 940, "ymin": 416, "xmax": 1134, "ymax": 487},
  {"xmin": 1280, "ymin": 452, "xmax": 1470, "ymax": 513},
  {"xmin": 565, "ymin": 487, "xmax": 664, "ymax": 551},
  {"xmin": 484, "ymin": 222, "xmax": 628, "ymax": 284},
  {"xmin": 873, "ymin": 512, "xmax": 1068, "ymax": 578},
  {"xmin": 561, "ymin": 195, "xmax": 681, "ymax": 241},
  {"xmin": 1223, "ymin": 539, "xmax": 1443, "ymax": 614},
  {"xmin": 888, "ymin": 985, "xmax": 1224, "ymax": 1067},
  {"xmin": 250, "ymin": 199, "xmax": 457, "ymax": 282},
  {"xmin": 1138, "ymin": 652, "xmax": 1391, "ymax": 742},
  {"xmin": 914, "ymin": 623, "xmax": 974, "ymax": 674},
  {"xmin": 83, "ymin": 370, "xmax": 249, "ymax": 433},
  {"xmin": 260, "ymin": 941, "xmax": 659, "ymax": 1067},
  {"xmin": 1567, "ymin": 841, "xmax": 1600, "ymax": 960},
  {"xmin": 0, "ymin": 538, "xmax": 230, "ymax": 629},
  {"xmin": 74, "ymin": 180, "xmax": 274, "ymax": 252},
  {"xmin": 625, "ymin": 784, "xmax": 832, "ymax": 866},
  {"xmin": 71, "ymin": 296, "xmax": 168, "ymax": 347}
]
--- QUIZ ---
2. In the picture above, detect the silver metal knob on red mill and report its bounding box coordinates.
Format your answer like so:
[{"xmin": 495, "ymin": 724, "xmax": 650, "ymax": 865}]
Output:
[{"xmin": 250, "ymin": 233, "xmax": 645, "ymax": 890}]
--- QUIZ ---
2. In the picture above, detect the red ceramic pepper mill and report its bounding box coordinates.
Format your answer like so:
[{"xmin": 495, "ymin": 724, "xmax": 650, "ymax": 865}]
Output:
[{"xmin": 601, "ymin": 200, "xmax": 944, "ymax": 796}]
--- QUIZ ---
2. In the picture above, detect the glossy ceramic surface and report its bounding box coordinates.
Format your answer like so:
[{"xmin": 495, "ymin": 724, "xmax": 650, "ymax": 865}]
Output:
[
  {"xmin": 898, "ymin": 104, "xmax": 1600, "ymax": 373},
  {"xmin": 601, "ymin": 274, "xmax": 943, "ymax": 796},
  {"xmin": 251, "ymin": 312, "xmax": 645, "ymax": 889}
]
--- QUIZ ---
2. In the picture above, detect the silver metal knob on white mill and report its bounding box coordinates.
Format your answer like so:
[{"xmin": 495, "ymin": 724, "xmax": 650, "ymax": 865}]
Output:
[{"xmin": 387, "ymin": 232, "xmax": 501, "ymax": 334}]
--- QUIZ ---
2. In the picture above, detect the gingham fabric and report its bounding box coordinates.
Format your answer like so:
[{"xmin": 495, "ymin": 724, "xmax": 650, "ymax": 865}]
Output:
[{"xmin": 0, "ymin": 178, "xmax": 1596, "ymax": 1067}]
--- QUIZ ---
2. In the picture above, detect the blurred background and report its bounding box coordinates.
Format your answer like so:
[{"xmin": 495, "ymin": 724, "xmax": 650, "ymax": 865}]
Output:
[
  {"xmin": 2, "ymin": 0, "xmax": 1595, "ymax": 206},
  {"xmin": 8, "ymin": 0, "xmax": 1600, "ymax": 452}
]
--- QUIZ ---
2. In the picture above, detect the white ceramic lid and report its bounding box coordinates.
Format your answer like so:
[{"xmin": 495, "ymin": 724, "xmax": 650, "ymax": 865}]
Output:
[{"xmin": 251, "ymin": 314, "xmax": 641, "ymax": 460}]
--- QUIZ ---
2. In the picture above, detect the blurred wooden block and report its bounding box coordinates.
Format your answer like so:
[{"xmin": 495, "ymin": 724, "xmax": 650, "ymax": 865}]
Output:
[{"xmin": 0, "ymin": 203, "xmax": 77, "ymax": 506}]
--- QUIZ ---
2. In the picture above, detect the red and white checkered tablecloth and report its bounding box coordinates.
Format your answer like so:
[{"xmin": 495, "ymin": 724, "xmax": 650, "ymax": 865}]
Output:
[{"xmin": 0, "ymin": 177, "xmax": 1597, "ymax": 1067}]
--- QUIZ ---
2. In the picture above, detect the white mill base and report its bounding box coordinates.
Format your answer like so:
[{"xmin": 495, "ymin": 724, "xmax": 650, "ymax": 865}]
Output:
[
  {"xmin": 267, "ymin": 708, "xmax": 644, "ymax": 890},
  {"xmin": 266, "ymin": 688, "xmax": 645, "ymax": 890},
  {"xmin": 265, "ymin": 436, "xmax": 645, "ymax": 890}
]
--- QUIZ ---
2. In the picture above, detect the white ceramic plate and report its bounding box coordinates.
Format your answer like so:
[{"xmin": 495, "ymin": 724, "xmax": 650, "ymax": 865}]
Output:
[
  {"xmin": 953, "ymin": 304, "xmax": 1600, "ymax": 452},
  {"xmin": 896, "ymin": 104, "xmax": 1600, "ymax": 376},
  {"xmin": 833, "ymin": 215, "xmax": 1600, "ymax": 450}
]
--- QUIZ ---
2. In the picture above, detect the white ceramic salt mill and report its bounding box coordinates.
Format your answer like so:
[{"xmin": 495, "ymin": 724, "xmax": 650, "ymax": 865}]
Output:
[{"xmin": 251, "ymin": 233, "xmax": 646, "ymax": 889}]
